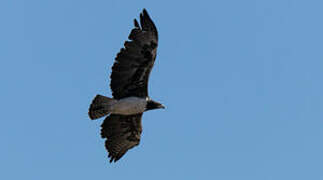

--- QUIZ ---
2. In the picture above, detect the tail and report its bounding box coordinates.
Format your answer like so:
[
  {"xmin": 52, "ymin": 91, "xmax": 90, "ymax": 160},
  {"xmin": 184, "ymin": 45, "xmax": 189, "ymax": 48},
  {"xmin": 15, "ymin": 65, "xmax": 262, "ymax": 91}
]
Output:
[{"xmin": 88, "ymin": 94, "xmax": 117, "ymax": 120}]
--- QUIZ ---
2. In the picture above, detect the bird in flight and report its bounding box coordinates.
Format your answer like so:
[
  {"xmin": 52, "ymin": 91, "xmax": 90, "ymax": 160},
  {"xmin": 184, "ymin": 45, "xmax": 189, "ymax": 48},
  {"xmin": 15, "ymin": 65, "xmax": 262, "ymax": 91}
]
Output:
[{"xmin": 88, "ymin": 9, "xmax": 164, "ymax": 163}]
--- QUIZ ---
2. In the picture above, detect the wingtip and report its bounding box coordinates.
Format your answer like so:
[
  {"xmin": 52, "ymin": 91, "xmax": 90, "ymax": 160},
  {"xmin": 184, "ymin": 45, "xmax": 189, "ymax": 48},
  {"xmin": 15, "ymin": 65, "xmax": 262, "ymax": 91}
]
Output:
[
  {"xmin": 134, "ymin": 19, "xmax": 140, "ymax": 28},
  {"xmin": 140, "ymin": 12, "xmax": 143, "ymax": 21},
  {"xmin": 142, "ymin": 8, "xmax": 149, "ymax": 17},
  {"xmin": 108, "ymin": 158, "xmax": 119, "ymax": 163}
]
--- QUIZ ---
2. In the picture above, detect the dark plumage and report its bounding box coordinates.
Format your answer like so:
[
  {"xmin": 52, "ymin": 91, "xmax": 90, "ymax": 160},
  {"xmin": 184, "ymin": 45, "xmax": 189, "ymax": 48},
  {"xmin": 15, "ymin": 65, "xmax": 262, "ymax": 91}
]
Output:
[
  {"xmin": 101, "ymin": 114, "xmax": 143, "ymax": 163},
  {"xmin": 110, "ymin": 9, "xmax": 158, "ymax": 99},
  {"xmin": 89, "ymin": 9, "xmax": 163, "ymax": 163}
]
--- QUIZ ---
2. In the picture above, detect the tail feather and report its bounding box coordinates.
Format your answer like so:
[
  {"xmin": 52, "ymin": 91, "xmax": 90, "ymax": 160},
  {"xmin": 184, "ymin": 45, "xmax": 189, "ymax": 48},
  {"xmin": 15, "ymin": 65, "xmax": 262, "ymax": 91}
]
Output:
[{"xmin": 89, "ymin": 95, "xmax": 117, "ymax": 120}]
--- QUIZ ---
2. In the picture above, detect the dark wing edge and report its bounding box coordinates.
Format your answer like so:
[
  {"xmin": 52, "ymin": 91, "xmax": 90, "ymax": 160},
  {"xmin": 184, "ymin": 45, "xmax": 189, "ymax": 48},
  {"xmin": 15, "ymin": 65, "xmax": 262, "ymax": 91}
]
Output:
[
  {"xmin": 139, "ymin": 9, "xmax": 158, "ymax": 40},
  {"xmin": 110, "ymin": 9, "xmax": 159, "ymax": 99},
  {"xmin": 101, "ymin": 113, "xmax": 143, "ymax": 163}
]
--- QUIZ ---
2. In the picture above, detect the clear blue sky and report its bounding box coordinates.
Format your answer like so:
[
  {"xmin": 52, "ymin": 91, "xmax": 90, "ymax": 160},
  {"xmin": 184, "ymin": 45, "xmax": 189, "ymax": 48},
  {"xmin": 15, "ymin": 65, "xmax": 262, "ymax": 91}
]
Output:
[{"xmin": 1, "ymin": 0, "xmax": 323, "ymax": 179}]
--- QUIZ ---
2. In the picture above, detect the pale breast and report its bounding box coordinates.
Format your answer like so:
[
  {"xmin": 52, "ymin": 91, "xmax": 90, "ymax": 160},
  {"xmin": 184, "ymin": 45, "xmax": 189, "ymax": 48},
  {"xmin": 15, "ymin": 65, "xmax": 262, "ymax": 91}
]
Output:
[{"xmin": 111, "ymin": 97, "xmax": 147, "ymax": 115}]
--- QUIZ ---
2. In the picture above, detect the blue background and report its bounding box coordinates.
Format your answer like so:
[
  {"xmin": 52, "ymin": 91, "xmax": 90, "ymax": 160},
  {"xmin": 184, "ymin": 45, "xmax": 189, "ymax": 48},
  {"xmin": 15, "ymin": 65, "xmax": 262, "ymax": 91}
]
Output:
[{"xmin": 1, "ymin": 0, "xmax": 323, "ymax": 179}]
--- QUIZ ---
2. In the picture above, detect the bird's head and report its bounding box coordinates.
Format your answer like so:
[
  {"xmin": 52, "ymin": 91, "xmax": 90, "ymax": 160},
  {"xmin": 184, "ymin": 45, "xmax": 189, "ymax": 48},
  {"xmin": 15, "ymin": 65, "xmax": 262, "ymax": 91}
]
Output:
[{"xmin": 145, "ymin": 100, "xmax": 165, "ymax": 111}]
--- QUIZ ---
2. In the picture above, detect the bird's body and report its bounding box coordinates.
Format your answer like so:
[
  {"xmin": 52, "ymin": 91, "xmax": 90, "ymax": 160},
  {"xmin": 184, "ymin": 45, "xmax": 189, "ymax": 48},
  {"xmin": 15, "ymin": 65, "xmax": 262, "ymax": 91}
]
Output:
[
  {"xmin": 110, "ymin": 97, "xmax": 147, "ymax": 115},
  {"xmin": 88, "ymin": 9, "xmax": 164, "ymax": 163}
]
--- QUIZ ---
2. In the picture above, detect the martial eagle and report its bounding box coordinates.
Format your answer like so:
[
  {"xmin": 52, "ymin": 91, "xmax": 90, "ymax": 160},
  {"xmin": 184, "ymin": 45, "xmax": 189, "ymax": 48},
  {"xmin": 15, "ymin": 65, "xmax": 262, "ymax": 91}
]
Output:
[{"xmin": 88, "ymin": 9, "xmax": 164, "ymax": 163}]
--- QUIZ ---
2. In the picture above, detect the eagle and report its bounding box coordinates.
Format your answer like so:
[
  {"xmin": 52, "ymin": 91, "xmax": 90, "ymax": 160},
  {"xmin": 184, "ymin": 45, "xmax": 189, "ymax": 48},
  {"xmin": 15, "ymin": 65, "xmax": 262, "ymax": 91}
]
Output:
[{"xmin": 88, "ymin": 9, "xmax": 164, "ymax": 163}]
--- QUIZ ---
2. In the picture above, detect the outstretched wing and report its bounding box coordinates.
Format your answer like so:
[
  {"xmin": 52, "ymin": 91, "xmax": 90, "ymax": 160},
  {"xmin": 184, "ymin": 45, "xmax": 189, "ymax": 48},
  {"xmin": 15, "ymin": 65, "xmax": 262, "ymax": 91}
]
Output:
[
  {"xmin": 101, "ymin": 114, "xmax": 143, "ymax": 163},
  {"xmin": 110, "ymin": 9, "xmax": 158, "ymax": 99}
]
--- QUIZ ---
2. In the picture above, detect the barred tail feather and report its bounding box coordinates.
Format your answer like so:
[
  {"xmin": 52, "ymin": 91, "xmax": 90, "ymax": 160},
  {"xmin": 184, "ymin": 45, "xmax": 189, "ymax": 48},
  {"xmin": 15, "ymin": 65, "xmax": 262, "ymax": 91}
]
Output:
[{"xmin": 89, "ymin": 95, "xmax": 117, "ymax": 120}]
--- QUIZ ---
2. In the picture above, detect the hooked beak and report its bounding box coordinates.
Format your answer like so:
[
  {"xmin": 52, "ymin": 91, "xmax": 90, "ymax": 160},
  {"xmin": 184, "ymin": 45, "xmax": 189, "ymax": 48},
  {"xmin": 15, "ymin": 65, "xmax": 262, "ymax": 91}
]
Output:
[{"xmin": 159, "ymin": 104, "xmax": 165, "ymax": 109}]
